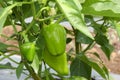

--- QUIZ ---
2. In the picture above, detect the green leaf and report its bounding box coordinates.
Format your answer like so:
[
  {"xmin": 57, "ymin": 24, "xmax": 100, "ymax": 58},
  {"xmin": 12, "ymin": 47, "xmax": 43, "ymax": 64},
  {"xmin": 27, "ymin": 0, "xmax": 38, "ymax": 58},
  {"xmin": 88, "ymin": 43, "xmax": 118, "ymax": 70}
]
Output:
[
  {"xmin": 0, "ymin": 2, "xmax": 23, "ymax": 33},
  {"xmin": 56, "ymin": 0, "xmax": 94, "ymax": 39},
  {"xmin": 16, "ymin": 63, "xmax": 24, "ymax": 79},
  {"xmin": 44, "ymin": 69, "xmax": 55, "ymax": 80},
  {"xmin": 82, "ymin": 0, "xmax": 120, "ymax": 17},
  {"xmin": 0, "ymin": 8, "xmax": 8, "ymax": 32},
  {"xmin": 64, "ymin": 76, "xmax": 87, "ymax": 80},
  {"xmin": 21, "ymin": 2, "xmax": 41, "ymax": 18},
  {"xmin": 101, "ymin": 44, "xmax": 114, "ymax": 60},
  {"xmin": 0, "ymin": 42, "xmax": 9, "ymax": 53},
  {"xmin": 77, "ymin": 53, "xmax": 109, "ymax": 80},
  {"xmin": 95, "ymin": 34, "xmax": 109, "ymax": 46},
  {"xmin": 76, "ymin": 30, "xmax": 93, "ymax": 44},
  {"xmin": 70, "ymin": 57, "xmax": 91, "ymax": 80},
  {"xmin": 0, "ymin": 63, "xmax": 14, "ymax": 69},
  {"xmin": 31, "ymin": 53, "xmax": 41, "ymax": 74},
  {"xmin": 36, "ymin": 33, "xmax": 45, "ymax": 60},
  {"xmin": 0, "ymin": 2, "xmax": 35, "ymax": 32},
  {"xmin": 95, "ymin": 34, "xmax": 114, "ymax": 60},
  {"xmin": 3, "ymin": 17, "xmax": 11, "ymax": 27},
  {"xmin": 91, "ymin": 22, "xmax": 107, "ymax": 34}
]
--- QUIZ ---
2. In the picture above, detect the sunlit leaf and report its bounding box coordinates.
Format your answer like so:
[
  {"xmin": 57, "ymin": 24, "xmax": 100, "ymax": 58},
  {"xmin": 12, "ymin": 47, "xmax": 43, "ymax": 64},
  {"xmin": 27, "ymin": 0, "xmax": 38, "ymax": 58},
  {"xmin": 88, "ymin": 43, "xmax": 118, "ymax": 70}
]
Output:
[
  {"xmin": 0, "ymin": 8, "xmax": 8, "ymax": 32},
  {"xmin": 82, "ymin": 0, "xmax": 120, "ymax": 17},
  {"xmin": 56, "ymin": 0, "xmax": 94, "ymax": 39},
  {"xmin": 31, "ymin": 53, "xmax": 41, "ymax": 74}
]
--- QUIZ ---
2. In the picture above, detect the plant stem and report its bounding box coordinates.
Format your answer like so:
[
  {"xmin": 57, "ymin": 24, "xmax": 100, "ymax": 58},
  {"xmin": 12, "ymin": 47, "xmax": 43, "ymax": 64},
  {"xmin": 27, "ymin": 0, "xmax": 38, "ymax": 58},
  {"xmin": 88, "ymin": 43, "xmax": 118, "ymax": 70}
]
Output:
[
  {"xmin": 37, "ymin": 14, "xmax": 63, "ymax": 22},
  {"xmin": 55, "ymin": 14, "xmax": 64, "ymax": 23},
  {"xmin": 43, "ymin": 61, "xmax": 50, "ymax": 80},
  {"xmin": 31, "ymin": 0, "xmax": 36, "ymax": 18},
  {"xmin": 75, "ymin": 41, "xmax": 80, "ymax": 54},
  {"xmin": 25, "ymin": 7, "xmax": 49, "ymax": 34},
  {"xmin": 0, "ymin": 53, "xmax": 15, "ymax": 61},
  {"xmin": 19, "ymin": 42, "xmax": 41, "ymax": 80},
  {"xmin": 8, "ymin": 16, "xmax": 18, "ymax": 34},
  {"xmin": 23, "ymin": 60, "xmax": 41, "ymax": 80},
  {"xmin": 74, "ymin": 30, "xmax": 80, "ymax": 54},
  {"xmin": 82, "ymin": 41, "xmax": 95, "ymax": 53}
]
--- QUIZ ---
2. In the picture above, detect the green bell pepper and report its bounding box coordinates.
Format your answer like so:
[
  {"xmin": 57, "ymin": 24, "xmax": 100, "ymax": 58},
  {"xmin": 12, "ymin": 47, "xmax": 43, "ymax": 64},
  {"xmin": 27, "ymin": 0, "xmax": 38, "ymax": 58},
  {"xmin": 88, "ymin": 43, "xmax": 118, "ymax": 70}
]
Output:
[
  {"xmin": 42, "ymin": 23, "xmax": 66, "ymax": 56},
  {"xmin": 43, "ymin": 49, "xmax": 69, "ymax": 75},
  {"xmin": 20, "ymin": 42, "xmax": 36, "ymax": 63}
]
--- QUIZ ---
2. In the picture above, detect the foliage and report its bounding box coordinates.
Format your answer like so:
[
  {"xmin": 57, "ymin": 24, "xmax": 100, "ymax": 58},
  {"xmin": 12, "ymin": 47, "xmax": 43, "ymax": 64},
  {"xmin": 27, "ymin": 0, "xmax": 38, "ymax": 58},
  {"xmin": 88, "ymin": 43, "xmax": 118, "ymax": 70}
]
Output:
[{"xmin": 0, "ymin": 0, "xmax": 119, "ymax": 80}]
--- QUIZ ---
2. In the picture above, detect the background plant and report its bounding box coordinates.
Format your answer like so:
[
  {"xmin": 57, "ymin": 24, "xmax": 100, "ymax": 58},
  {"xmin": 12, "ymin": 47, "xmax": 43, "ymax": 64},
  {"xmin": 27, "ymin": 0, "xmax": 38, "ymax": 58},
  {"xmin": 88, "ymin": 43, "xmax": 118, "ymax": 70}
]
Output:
[{"xmin": 0, "ymin": 0, "xmax": 120, "ymax": 80}]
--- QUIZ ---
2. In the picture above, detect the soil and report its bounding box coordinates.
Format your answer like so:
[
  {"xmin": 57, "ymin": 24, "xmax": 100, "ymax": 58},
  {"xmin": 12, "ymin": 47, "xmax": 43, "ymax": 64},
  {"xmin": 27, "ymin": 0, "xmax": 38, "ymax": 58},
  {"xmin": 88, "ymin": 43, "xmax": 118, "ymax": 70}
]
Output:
[{"xmin": 1, "ymin": 26, "xmax": 120, "ymax": 75}]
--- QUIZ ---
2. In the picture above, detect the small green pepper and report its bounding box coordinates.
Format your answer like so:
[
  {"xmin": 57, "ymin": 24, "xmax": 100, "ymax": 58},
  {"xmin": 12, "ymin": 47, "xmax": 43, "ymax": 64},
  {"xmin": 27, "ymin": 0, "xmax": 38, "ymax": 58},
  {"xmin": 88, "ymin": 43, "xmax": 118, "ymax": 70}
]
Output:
[
  {"xmin": 20, "ymin": 42, "xmax": 36, "ymax": 63},
  {"xmin": 43, "ymin": 49, "xmax": 69, "ymax": 75},
  {"xmin": 42, "ymin": 23, "xmax": 66, "ymax": 56}
]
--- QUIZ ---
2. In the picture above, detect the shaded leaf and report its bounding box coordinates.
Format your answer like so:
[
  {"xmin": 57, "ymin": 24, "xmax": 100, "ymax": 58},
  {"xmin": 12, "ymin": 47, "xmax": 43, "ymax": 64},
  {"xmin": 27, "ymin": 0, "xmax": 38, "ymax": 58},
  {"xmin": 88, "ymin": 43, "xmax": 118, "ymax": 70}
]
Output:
[
  {"xmin": 21, "ymin": 2, "xmax": 41, "ymax": 18},
  {"xmin": 70, "ymin": 57, "xmax": 91, "ymax": 79},
  {"xmin": 95, "ymin": 34, "xmax": 109, "ymax": 46},
  {"xmin": 95, "ymin": 34, "xmax": 114, "ymax": 60},
  {"xmin": 76, "ymin": 30, "xmax": 93, "ymax": 44},
  {"xmin": 3, "ymin": 17, "xmax": 11, "ymax": 27},
  {"xmin": 91, "ymin": 22, "xmax": 107, "ymax": 34},
  {"xmin": 16, "ymin": 63, "xmax": 24, "ymax": 79},
  {"xmin": 36, "ymin": 33, "xmax": 45, "ymax": 60},
  {"xmin": 0, "ymin": 3, "xmax": 19, "ymax": 32},
  {"xmin": 77, "ymin": 53, "xmax": 109, "ymax": 80},
  {"xmin": 101, "ymin": 44, "xmax": 114, "ymax": 60},
  {"xmin": 0, "ymin": 2, "xmax": 34, "ymax": 32},
  {"xmin": 93, "ymin": 52, "xmax": 101, "ymax": 60},
  {"xmin": 56, "ymin": 0, "xmax": 94, "ymax": 39},
  {"xmin": 0, "ymin": 42, "xmax": 9, "ymax": 53},
  {"xmin": 0, "ymin": 62, "xmax": 14, "ymax": 69}
]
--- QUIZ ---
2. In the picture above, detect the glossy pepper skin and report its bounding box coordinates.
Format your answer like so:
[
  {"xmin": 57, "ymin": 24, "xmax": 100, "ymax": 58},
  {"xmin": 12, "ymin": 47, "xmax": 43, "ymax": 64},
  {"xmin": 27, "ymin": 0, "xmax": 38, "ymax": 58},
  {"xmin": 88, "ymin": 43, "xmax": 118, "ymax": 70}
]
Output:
[
  {"xmin": 20, "ymin": 42, "xmax": 36, "ymax": 63},
  {"xmin": 42, "ymin": 23, "xmax": 66, "ymax": 56},
  {"xmin": 43, "ymin": 49, "xmax": 69, "ymax": 75}
]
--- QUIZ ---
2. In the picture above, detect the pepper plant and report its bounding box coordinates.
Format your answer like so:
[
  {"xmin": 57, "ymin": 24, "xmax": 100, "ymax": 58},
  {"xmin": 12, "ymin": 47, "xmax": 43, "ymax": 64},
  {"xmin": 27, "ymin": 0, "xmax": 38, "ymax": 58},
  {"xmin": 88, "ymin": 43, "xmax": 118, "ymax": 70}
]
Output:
[{"xmin": 0, "ymin": 0, "xmax": 120, "ymax": 80}]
